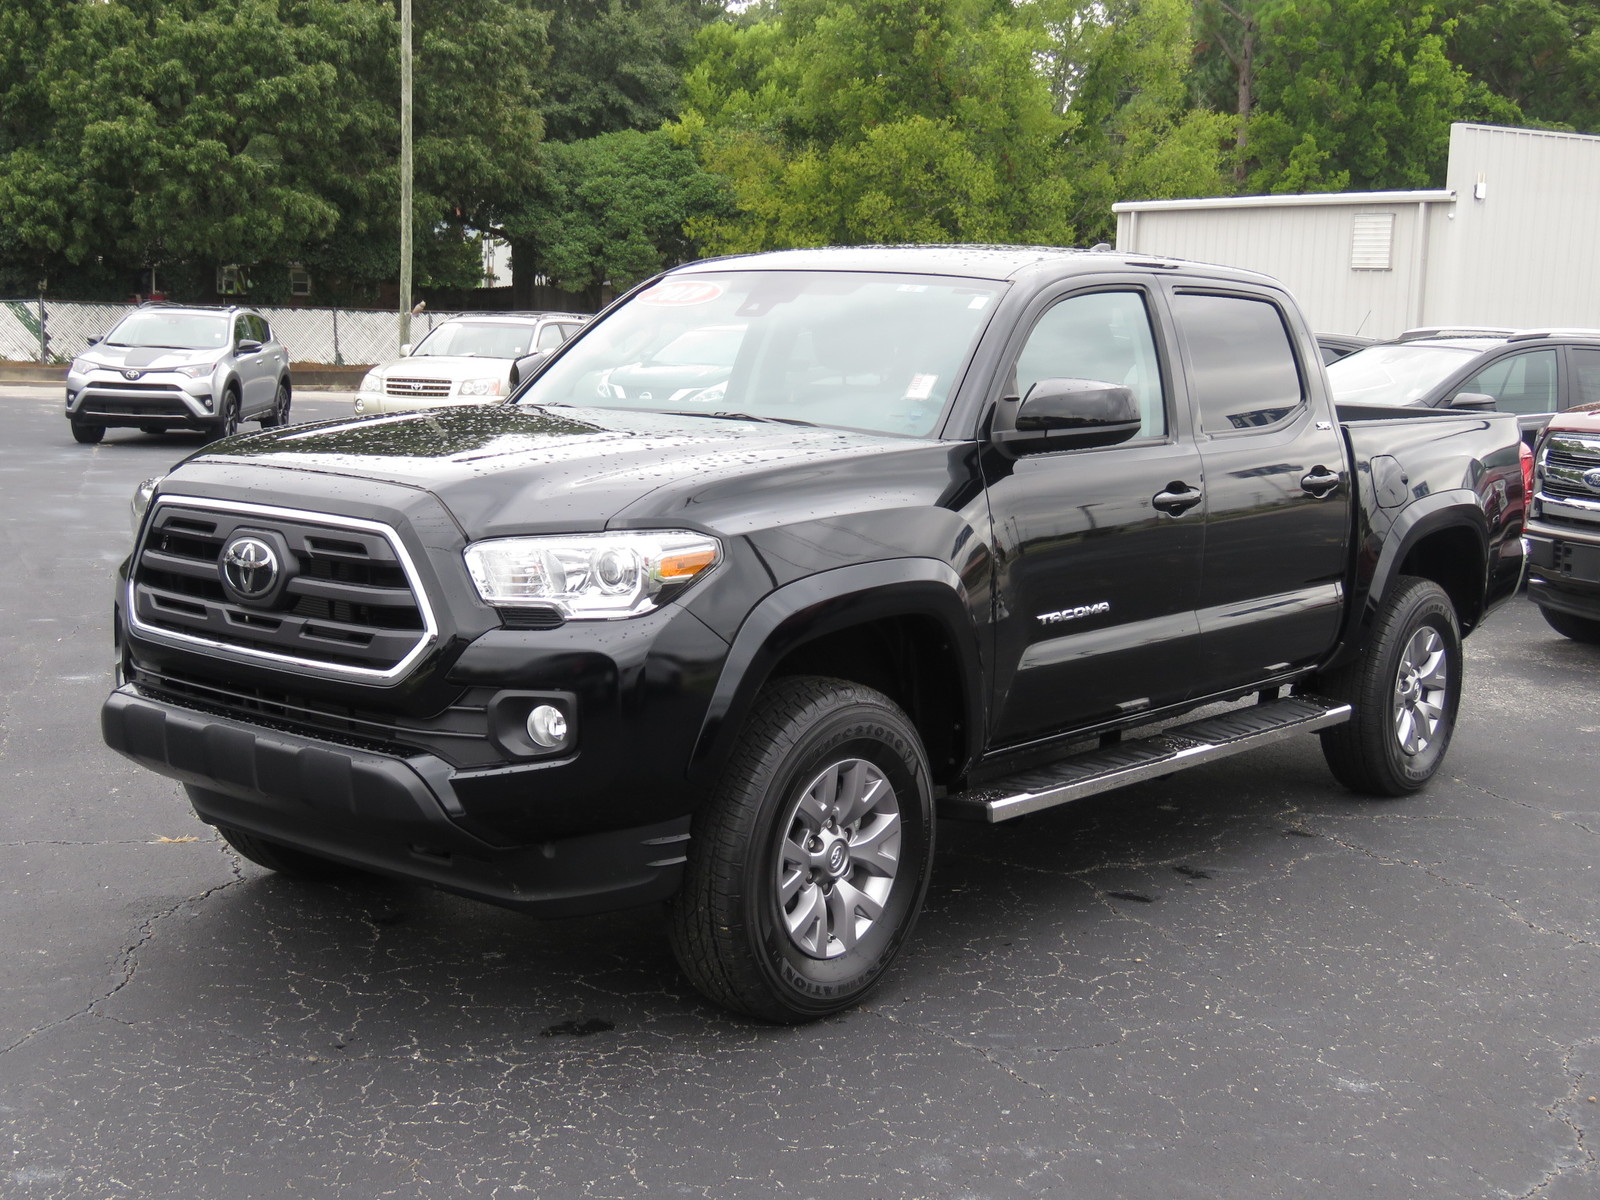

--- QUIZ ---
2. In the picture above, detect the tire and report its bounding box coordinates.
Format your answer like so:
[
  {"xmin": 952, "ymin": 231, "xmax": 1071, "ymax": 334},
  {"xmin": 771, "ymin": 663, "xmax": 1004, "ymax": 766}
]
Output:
[
  {"xmin": 139, "ymin": 424, "xmax": 168, "ymax": 435},
  {"xmin": 1537, "ymin": 605, "xmax": 1600, "ymax": 644},
  {"xmin": 70, "ymin": 419, "xmax": 104, "ymax": 444},
  {"xmin": 668, "ymin": 676, "xmax": 935, "ymax": 1023},
  {"xmin": 1318, "ymin": 576, "xmax": 1462, "ymax": 796},
  {"xmin": 215, "ymin": 823, "xmax": 355, "ymax": 880},
  {"xmin": 260, "ymin": 378, "xmax": 291, "ymax": 428},
  {"xmin": 209, "ymin": 388, "xmax": 240, "ymax": 441}
]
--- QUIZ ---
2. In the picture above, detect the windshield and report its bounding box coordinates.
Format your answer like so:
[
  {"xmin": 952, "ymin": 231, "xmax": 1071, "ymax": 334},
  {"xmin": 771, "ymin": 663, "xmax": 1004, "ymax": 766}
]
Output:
[
  {"xmin": 105, "ymin": 311, "xmax": 229, "ymax": 351},
  {"xmin": 1327, "ymin": 343, "xmax": 1482, "ymax": 405},
  {"xmin": 413, "ymin": 321, "xmax": 535, "ymax": 359},
  {"xmin": 517, "ymin": 270, "xmax": 1005, "ymax": 437}
]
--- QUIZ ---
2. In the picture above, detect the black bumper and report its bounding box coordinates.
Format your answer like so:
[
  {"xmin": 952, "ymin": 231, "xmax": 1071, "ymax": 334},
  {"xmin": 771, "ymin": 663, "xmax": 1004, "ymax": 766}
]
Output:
[
  {"xmin": 1525, "ymin": 525, "xmax": 1600, "ymax": 621},
  {"xmin": 101, "ymin": 685, "xmax": 689, "ymax": 916}
]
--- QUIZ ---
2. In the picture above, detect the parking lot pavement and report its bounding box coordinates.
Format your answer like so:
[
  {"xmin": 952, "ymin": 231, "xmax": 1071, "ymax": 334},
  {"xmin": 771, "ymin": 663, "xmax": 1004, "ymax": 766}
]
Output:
[{"xmin": 3, "ymin": 381, "xmax": 1599, "ymax": 1200}]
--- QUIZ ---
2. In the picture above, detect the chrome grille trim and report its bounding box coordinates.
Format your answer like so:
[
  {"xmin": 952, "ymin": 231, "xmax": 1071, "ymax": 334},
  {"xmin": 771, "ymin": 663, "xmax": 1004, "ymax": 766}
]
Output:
[{"xmin": 128, "ymin": 497, "xmax": 439, "ymax": 683}]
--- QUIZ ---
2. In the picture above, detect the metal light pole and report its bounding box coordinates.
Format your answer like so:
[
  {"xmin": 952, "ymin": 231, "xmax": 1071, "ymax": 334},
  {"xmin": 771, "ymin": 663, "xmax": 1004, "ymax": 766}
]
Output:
[{"xmin": 398, "ymin": 0, "xmax": 414, "ymax": 352}]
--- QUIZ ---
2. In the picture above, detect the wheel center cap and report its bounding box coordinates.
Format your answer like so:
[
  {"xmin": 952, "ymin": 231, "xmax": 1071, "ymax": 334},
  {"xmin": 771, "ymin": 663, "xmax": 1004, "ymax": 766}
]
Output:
[{"xmin": 824, "ymin": 838, "xmax": 850, "ymax": 879}]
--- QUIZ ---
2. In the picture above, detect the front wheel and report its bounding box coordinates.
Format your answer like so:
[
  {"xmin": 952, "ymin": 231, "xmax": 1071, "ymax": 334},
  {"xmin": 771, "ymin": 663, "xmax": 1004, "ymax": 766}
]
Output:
[
  {"xmin": 260, "ymin": 378, "xmax": 291, "ymax": 427},
  {"xmin": 1318, "ymin": 576, "xmax": 1462, "ymax": 795},
  {"xmin": 668, "ymin": 676, "xmax": 935, "ymax": 1022},
  {"xmin": 215, "ymin": 822, "xmax": 356, "ymax": 880},
  {"xmin": 1537, "ymin": 605, "xmax": 1600, "ymax": 644},
  {"xmin": 70, "ymin": 419, "xmax": 104, "ymax": 444},
  {"xmin": 209, "ymin": 388, "xmax": 240, "ymax": 441}
]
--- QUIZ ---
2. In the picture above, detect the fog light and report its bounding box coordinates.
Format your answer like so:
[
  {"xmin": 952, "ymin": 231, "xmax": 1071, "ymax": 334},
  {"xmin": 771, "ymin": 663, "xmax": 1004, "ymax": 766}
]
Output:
[{"xmin": 526, "ymin": 704, "xmax": 569, "ymax": 749}]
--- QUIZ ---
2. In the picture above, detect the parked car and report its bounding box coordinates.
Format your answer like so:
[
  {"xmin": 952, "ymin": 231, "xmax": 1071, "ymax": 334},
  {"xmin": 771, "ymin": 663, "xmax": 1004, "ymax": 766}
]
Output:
[
  {"xmin": 1525, "ymin": 408, "xmax": 1600, "ymax": 641},
  {"xmin": 1315, "ymin": 332, "xmax": 1378, "ymax": 363},
  {"xmin": 354, "ymin": 312, "xmax": 588, "ymax": 414},
  {"xmin": 104, "ymin": 246, "xmax": 1525, "ymax": 1022},
  {"xmin": 65, "ymin": 304, "xmax": 291, "ymax": 443},
  {"xmin": 1327, "ymin": 328, "xmax": 1600, "ymax": 440}
]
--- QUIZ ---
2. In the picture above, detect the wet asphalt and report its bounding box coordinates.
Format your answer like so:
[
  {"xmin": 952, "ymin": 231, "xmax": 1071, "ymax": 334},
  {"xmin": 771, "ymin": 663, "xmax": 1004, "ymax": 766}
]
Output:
[{"xmin": 2, "ymin": 382, "xmax": 1598, "ymax": 1199}]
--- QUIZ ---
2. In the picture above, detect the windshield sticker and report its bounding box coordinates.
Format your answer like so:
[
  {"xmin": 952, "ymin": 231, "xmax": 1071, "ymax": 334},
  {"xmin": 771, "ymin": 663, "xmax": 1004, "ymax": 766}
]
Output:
[
  {"xmin": 904, "ymin": 374, "xmax": 938, "ymax": 401},
  {"xmin": 637, "ymin": 280, "xmax": 725, "ymax": 307}
]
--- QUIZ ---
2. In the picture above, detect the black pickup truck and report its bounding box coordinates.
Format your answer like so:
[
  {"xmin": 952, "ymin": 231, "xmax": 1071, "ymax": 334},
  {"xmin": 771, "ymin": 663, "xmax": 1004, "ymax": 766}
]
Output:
[{"xmin": 101, "ymin": 246, "xmax": 1527, "ymax": 1021}]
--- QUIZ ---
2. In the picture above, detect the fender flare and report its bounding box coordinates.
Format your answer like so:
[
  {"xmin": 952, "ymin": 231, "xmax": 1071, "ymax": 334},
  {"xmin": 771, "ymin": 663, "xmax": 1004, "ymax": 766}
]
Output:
[
  {"xmin": 687, "ymin": 558, "xmax": 986, "ymax": 784},
  {"xmin": 1339, "ymin": 488, "xmax": 1491, "ymax": 655}
]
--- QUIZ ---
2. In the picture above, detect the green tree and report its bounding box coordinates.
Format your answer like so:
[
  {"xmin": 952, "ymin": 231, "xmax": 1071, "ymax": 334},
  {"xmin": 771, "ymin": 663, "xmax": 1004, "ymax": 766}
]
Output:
[
  {"xmin": 1055, "ymin": 0, "xmax": 1235, "ymax": 240},
  {"xmin": 1243, "ymin": 0, "xmax": 1477, "ymax": 193},
  {"xmin": 539, "ymin": 0, "xmax": 721, "ymax": 143},
  {"xmin": 1443, "ymin": 0, "xmax": 1600, "ymax": 132},
  {"xmin": 674, "ymin": 0, "xmax": 1079, "ymax": 252},
  {"xmin": 504, "ymin": 128, "xmax": 728, "ymax": 302}
]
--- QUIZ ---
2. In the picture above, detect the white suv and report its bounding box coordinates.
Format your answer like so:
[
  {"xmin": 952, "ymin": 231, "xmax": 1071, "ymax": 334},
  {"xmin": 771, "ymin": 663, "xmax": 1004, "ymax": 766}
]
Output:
[
  {"xmin": 66, "ymin": 305, "xmax": 292, "ymax": 444},
  {"xmin": 354, "ymin": 312, "xmax": 588, "ymax": 415}
]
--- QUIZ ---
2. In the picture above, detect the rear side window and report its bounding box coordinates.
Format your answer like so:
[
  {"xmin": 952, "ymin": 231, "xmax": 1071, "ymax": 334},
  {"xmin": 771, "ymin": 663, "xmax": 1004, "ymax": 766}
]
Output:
[
  {"xmin": 1458, "ymin": 349, "xmax": 1557, "ymax": 415},
  {"xmin": 1173, "ymin": 293, "xmax": 1305, "ymax": 434}
]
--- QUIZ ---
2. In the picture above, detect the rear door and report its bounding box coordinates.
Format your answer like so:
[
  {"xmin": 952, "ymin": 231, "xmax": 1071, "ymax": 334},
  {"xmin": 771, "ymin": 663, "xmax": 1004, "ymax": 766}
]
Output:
[
  {"xmin": 982, "ymin": 279, "xmax": 1207, "ymax": 746},
  {"xmin": 1166, "ymin": 286, "xmax": 1352, "ymax": 693}
]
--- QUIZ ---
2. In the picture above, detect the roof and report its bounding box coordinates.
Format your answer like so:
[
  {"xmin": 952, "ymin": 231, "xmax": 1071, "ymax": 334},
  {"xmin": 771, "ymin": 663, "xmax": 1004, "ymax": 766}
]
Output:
[{"xmin": 669, "ymin": 243, "xmax": 1278, "ymax": 288}]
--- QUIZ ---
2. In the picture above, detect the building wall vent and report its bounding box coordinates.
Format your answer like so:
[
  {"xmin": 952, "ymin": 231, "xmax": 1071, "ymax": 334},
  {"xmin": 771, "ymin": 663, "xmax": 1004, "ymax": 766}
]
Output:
[{"xmin": 1351, "ymin": 212, "xmax": 1395, "ymax": 271}]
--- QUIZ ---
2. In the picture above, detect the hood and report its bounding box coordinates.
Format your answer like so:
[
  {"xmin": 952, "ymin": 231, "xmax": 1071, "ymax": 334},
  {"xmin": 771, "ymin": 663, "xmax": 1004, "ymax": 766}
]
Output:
[
  {"xmin": 84, "ymin": 344, "xmax": 217, "ymax": 371},
  {"xmin": 373, "ymin": 355, "xmax": 515, "ymax": 382},
  {"xmin": 193, "ymin": 403, "xmax": 931, "ymax": 539},
  {"xmin": 1544, "ymin": 408, "xmax": 1600, "ymax": 437}
]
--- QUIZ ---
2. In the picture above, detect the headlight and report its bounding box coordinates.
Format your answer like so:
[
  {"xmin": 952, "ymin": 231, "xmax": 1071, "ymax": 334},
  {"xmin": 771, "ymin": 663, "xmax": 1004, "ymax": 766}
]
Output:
[
  {"xmin": 173, "ymin": 363, "xmax": 214, "ymax": 379},
  {"xmin": 131, "ymin": 476, "xmax": 164, "ymax": 534},
  {"xmin": 464, "ymin": 531, "xmax": 721, "ymax": 619},
  {"xmin": 458, "ymin": 377, "xmax": 504, "ymax": 397},
  {"xmin": 358, "ymin": 371, "xmax": 380, "ymax": 393},
  {"xmin": 69, "ymin": 357, "xmax": 91, "ymax": 375}
]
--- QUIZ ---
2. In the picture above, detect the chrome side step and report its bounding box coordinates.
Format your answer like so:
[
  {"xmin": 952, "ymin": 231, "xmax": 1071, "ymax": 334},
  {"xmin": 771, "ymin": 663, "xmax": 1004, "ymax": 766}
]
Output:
[{"xmin": 941, "ymin": 695, "xmax": 1352, "ymax": 823}]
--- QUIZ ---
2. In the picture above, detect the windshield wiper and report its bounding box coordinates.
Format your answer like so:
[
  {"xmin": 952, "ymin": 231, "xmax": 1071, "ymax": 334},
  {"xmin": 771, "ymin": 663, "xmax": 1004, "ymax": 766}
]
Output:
[{"xmin": 642, "ymin": 408, "xmax": 817, "ymax": 428}]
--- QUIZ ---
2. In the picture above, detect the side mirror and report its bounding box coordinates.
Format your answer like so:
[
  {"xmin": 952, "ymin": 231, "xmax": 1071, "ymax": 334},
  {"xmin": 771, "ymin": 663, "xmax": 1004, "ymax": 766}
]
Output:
[
  {"xmin": 991, "ymin": 378, "xmax": 1143, "ymax": 453},
  {"xmin": 510, "ymin": 349, "xmax": 551, "ymax": 387},
  {"xmin": 87, "ymin": 335, "xmax": 100, "ymax": 346},
  {"xmin": 1451, "ymin": 391, "xmax": 1497, "ymax": 411},
  {"xmin": 399, "ymin": 343, "xmax": 412, "ymax": 357},
  {"xmin": 237, "ymin": 338, "xmax": 263, "ymax": 354}
]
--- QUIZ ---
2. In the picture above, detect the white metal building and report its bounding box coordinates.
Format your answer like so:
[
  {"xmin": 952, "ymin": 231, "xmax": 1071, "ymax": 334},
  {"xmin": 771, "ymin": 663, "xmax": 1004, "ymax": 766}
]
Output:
[{"xmin": 1113, "ymin": 123, "xmax": 1600, "ymax": 338}]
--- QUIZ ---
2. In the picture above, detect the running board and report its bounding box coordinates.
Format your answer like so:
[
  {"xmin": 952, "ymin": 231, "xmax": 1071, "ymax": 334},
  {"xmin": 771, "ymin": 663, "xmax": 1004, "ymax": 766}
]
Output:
[{"xmin": 941, "ymin": 695, "xmax": 1352, "ymax": 823}]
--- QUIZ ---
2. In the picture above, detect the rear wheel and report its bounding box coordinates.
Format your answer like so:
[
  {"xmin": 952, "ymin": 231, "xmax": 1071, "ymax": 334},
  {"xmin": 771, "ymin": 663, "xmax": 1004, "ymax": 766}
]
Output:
[
  {"xmin": 70, "ymin": 419, "xmax": 104, "ymax": 444},
  {"xmin": 1537, "ymin": 605, "xmax": 1600, "ymax": 644},
  {"xmin": 668, "ymin": 676, "xmax": 934, "ymax": 1022},
  {"xmin": 1318, "ymin": 576, "xmax": 1462, "ymax": 795},
  {"xmin": 215, "ymin": 823, "xmax": 356, "ymax": 879}
]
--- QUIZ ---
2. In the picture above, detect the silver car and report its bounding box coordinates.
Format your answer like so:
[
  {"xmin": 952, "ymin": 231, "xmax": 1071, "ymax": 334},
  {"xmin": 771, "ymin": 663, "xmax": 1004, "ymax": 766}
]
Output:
[
  {"xmin": 65, "ymin": 305, "xmax": 292, "ymax": 444},
  {"xmin": 354, "ymin": 312, "xmax": 588, "ymax": 415}
]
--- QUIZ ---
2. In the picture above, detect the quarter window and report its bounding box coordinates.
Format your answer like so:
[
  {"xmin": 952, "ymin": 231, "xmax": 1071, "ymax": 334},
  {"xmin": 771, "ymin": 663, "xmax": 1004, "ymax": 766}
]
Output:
[
  {"xmin": 1457, "ymin": 349, "xmax": 1557, "ymax": 415},
  {"xmin": 1173, "ymin": 293, "xmax": 1305, "ymax": 434},
  {"xmin": 1012, "ymin": 290, "xmax": 1166, "ymax": 438}
]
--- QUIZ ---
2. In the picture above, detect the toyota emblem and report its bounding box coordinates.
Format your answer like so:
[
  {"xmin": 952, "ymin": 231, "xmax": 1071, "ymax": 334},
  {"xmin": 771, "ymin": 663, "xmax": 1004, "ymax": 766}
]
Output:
[
  {"xmin": 122, "ymin": 369, "xmax": 142, "ymax": 381},
  {"xmin": 221, "ymin": 535, "xmax": 279, "ymax": 599}
]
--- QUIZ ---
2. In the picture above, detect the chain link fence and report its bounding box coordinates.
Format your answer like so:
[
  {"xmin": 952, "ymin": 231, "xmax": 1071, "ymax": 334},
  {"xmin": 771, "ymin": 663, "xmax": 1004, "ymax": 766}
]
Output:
[{"xmin": 0, "ymin": 300, "xmax": 469, "ymax": 366}]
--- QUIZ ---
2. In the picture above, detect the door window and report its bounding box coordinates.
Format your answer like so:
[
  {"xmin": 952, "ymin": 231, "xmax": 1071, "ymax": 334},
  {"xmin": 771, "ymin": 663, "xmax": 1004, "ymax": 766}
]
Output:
[
  {"xmin": 1570, "ymin": 348, "xmax": 1600, "ymax": 409},
  {"xmin": 1012, "ymin": 290, "xmax": 1166, "ymax": 438},
  {"xmin": 1173, "ymin": 293, "xmax": 1305, "ymax": 434},
  {"xmin": 536, "ymin": 322, "xmax": 567, "ymax": 351},
  {"xmin": 1458, "ymin": 349, "xmax": 1558, "ymax": 414}
]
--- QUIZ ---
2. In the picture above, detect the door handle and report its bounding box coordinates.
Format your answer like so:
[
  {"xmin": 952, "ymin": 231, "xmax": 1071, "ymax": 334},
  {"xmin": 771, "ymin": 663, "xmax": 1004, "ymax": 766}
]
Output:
[
  {"xmin": 1301, "ymin": 467, "xmax": 1341, "ymax": 498},
  {"xmin": 1153, "ymin": 482, "xmax": 1204, "ymax": 515}
]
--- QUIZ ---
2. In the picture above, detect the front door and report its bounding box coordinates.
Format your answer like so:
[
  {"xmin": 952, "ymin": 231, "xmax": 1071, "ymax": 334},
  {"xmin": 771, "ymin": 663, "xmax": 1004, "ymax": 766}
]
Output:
[{"xmin": 983, "ymin": 284, "xmax": 1207, "ymax": 746}]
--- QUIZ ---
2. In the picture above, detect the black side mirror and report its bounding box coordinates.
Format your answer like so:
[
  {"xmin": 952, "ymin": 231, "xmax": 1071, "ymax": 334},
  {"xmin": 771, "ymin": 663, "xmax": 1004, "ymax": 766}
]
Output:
[
  {"xmin": 237, "ymin": 338, "xmax": 264, "ymax": 354},
  {"xmin": 992, "ymin": 378, "xmax": 1143, "ymax": 453},
  {"xmin": 1451, "ymin": 391, "xmax": 1497, "ymax": 411},
  {"xmin": 87, "ymin": 335, "xmax": 100, "ymax": 346}
]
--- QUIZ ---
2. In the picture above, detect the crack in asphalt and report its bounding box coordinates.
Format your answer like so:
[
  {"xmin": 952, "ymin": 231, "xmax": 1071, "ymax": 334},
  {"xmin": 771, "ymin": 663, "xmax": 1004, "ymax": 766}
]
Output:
[
  {"xmin": 0, "ymin": 869, "xmax": 249, "ymax": 1057},
  {"xmin": 1513, "ymin": 1036, "xmax": 1600, "ymax": 1200}
]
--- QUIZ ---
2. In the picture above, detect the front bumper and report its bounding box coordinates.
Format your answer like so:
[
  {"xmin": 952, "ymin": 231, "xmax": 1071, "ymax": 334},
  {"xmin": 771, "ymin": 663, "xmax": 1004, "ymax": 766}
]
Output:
[
  {"xmin": 67, "ymin": 371, "xmax": 215, "ymax": 427},
  {"xmin": 101, "ymin": 685, "xmax": 690, "ymax": 916},
  {"xmin": 1525, "ymin": 504, "xmax": 1600, "ymax": 621}
]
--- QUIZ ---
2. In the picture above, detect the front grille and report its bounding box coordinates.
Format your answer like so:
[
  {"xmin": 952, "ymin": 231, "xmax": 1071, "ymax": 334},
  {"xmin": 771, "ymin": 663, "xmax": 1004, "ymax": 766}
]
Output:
[
  {"xmin": 1541, "ymin": 434, "xmax": 1600, "ymax": 503},
  {"xmin": 130, "ymin": 499, "xmax": 435, "ymax": 679},
  {"xmin": 385, "ymin": 376, "xmax": 452, "ymax": 398},
  {"xmin": 79, "ymin": 395, "xmax": 195, "ymax": 417},
  {"xmin": 85, "ymin": 379, "xmax": 187, "ymax": 393}
]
